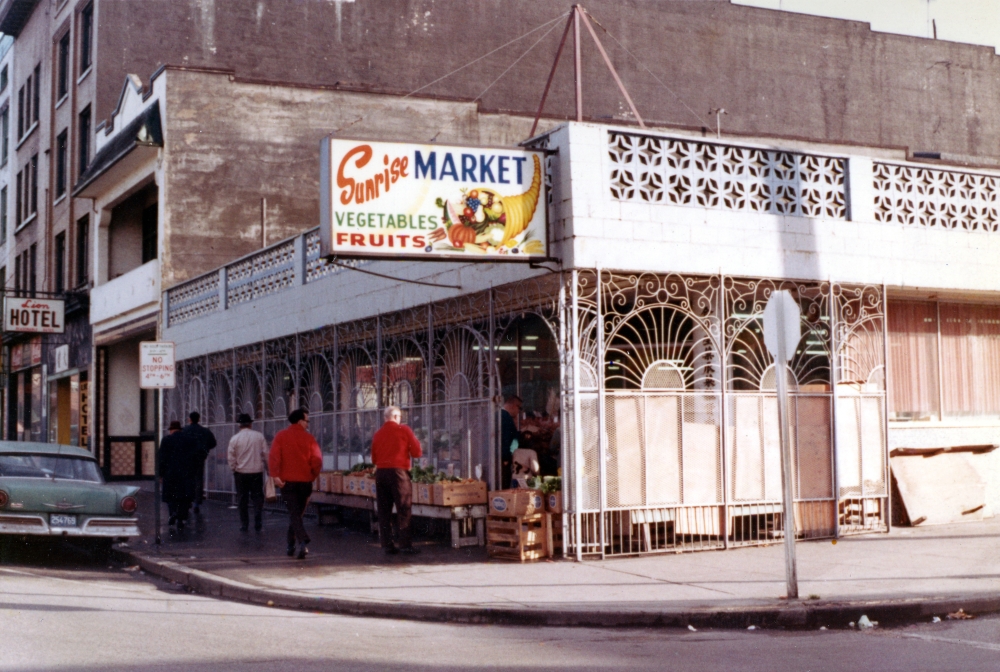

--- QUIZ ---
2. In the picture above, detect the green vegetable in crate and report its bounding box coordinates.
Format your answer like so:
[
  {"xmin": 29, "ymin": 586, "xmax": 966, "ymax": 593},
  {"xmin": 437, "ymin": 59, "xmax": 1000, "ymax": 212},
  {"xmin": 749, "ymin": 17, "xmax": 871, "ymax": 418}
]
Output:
[{"xmin": 541, "ymin": 476, "xmax": 562, "ymax": 495}]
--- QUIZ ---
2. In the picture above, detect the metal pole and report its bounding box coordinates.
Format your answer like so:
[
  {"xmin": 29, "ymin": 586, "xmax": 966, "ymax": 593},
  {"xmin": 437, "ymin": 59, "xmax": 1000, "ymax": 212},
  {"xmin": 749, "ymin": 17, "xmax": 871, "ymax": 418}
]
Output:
[
  {"xmin": 573, "ymin": 5, "xmax": 583, "ymax": 122},
  {"xmin": 719, "ymin": 274, "xmax": 729, "ymax": 549},
  {"xmin": 154, "ymin": 387, "xmax": 161, "ymax": 546},
  {"xmin": 530, "ymin": 10, "xmax": 575, "ymax": 137},
  {"xmin": 881, "ymin": 283, "xmax": 892, "ymax": 531},
  {"xmin": 775, "ymin": 298, "xmax": 798, "ymax": 599},
  {"xmin": 829, "ymin": 282, "xmax": 840, "ymax": 539},
  {"xmin": 571, "ymin": 270, "xmax": 583, "ymax": 561},
  {"xmin": 595, "ymin": 266, "xmax": 607, "ymax": 559}
]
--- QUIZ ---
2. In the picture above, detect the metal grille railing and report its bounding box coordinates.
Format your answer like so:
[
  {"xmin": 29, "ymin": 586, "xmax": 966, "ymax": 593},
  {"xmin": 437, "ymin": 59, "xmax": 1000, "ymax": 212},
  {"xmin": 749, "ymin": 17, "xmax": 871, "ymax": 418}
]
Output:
[
  {"xmin": 874, "ymin": 161, "xmax": 1000, "ymax": 233},
  {"xmin": 607, "ymin": 130, "xmax": 847, "ymax": 219},
  {"xmin": 165, "ymin": 227, "xmax": 368, "ymax": 327}
]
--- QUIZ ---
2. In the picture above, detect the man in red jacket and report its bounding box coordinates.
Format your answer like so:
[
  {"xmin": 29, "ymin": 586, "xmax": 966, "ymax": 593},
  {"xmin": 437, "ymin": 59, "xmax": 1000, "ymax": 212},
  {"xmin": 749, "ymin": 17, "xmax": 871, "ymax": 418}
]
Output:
[
  {"xmin": 268, "ymin": 408, "xmax": 323, "ymax": 559},
  {"xmin": 372, "ymin": 405, "xmax": 422, "ymax": 555}
]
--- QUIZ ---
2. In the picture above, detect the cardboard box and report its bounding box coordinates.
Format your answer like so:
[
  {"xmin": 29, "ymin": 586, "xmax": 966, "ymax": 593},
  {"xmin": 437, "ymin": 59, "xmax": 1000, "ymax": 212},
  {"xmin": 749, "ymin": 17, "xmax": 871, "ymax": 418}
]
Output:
[
  {"xmin": 545, "ymin": 492, "xmax": 563, "ymax": 514},
  {"xmin": 488, "ymin": 489, "xmax": 544, "ymax": 516},
  {"xmin": 361, "ymin": 475, "xmax": 377, "ymax": 499},
  {"xmin": 415, "ymin": 483, "xmax": 434, "ymax": 505},
  {"xmin": 344, "ymin": 474, "xmax": 361, "ymax": 496},
  {"xmin": 329, "ymin": 473, "xmax": 344, "ymax": 494},
  {"xmin": 433, "ymin": 481, "xmax": 488, "ymax": 506}
]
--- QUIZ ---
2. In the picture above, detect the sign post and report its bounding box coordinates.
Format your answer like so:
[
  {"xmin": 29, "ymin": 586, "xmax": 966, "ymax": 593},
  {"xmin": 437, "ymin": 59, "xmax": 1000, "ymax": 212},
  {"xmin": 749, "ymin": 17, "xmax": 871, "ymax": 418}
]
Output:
[
  {"xmin": 762, "ymin": 290, "xmax": 802, "ymax": 600},
  {"xmin": 140, "ymin": 342, "xmax": 176, "ymax": 546}
]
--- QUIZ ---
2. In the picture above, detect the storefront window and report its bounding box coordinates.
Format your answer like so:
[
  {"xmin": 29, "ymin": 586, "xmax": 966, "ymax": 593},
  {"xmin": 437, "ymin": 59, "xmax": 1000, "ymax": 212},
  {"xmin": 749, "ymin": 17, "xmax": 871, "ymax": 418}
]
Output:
[{"xmin": 889, "ymin": 299, "xmax": 1000, "ymax": 420}]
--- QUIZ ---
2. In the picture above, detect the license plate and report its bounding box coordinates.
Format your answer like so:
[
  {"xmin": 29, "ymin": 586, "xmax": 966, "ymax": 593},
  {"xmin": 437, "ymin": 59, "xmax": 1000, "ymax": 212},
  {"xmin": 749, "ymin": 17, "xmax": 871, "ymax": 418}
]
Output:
[{"xmin": 50, "ymin": 514, "xmax": 77, "ymax": 527}]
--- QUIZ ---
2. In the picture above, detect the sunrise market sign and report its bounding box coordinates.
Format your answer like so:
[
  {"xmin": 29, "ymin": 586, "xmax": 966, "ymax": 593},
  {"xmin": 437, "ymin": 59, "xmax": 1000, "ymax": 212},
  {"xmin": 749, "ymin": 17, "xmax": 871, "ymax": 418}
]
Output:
[{"xmin": 320, "ymin": 138, "xmax": 547, "ymax": 260}]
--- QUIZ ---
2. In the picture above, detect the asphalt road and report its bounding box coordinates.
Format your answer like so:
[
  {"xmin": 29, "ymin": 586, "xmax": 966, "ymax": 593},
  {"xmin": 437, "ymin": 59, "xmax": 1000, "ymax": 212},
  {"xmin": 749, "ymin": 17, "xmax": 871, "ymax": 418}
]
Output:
[{"xmin": 2, "ymin": 539, "xmax": 1000, "ymax": 672}]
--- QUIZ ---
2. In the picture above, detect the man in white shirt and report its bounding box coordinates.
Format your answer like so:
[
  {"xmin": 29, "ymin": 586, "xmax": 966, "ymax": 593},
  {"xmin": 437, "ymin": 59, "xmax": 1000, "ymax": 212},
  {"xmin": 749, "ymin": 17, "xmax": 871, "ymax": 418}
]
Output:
[{"xmin": 227, "ymin": 413, "xmax": 269, "ymax": 532}]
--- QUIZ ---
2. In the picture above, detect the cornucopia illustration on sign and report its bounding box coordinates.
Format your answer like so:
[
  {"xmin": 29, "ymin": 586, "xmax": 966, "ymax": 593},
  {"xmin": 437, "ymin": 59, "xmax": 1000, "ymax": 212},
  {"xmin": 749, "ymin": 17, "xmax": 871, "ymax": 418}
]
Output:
[{"xmin": 430, "ymin": 154, "xmax": 544, "ymax": 255}]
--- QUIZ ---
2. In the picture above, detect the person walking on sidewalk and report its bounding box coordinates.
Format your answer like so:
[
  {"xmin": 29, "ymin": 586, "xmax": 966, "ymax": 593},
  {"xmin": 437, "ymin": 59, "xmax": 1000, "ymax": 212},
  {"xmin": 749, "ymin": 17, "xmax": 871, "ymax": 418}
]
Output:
[
  {"xmin": 183, "ymin": 411, "xmax": 217, "ymax": 515},
  {"xmin": 227, "ymin": 413, "xmax": 269, "ymax": 532},
  {"xmin": 268, "ymin": 408, "xmax": 322, "ymax": 560},
  {"xmin": 372, "ymin": 406, "xmax": 422, "ymax": 556},
  {"xmin": 160, "ymin": 420, "xmax": 199, "ymax": 531}
]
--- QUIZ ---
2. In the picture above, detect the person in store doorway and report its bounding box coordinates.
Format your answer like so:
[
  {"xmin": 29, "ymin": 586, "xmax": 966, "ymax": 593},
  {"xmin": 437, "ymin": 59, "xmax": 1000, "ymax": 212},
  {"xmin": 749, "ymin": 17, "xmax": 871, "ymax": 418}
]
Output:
[
  {"xmin": 371, "ymin": 405, "xmax": 422, "ymax": 556},
  {"xmin": 227, "ymin": 413, "xmax": 269, "ymax": 532},
  {"xmin": 268, "ymin": 408, "xmax": 322, "ymax": 560},
  {"xmin": 183, "ymin": 411, "xmax": 217, "ymax": 515},
  {"xmin": 159, "ymin": 420, "xmax": 199, "ymax": 531}
]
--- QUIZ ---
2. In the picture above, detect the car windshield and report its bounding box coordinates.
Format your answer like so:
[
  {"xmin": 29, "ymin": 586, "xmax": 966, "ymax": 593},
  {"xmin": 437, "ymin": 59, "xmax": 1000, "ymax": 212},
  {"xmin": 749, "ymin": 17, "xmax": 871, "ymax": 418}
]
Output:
[{"xmin": 0, "ymin": 455, "xmax": 103, "ymax": 482}]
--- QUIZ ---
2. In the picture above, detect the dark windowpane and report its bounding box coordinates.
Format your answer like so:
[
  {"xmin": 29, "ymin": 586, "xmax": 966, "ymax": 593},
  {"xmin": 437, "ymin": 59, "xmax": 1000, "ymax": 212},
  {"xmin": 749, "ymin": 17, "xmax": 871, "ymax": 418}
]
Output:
[
  {"xmin": 29, "ymin": 154, "xmax": 37, "ymax": 215},
  {"xmin": 0, "ymin": 65, "xmax": 7, "ymax": 93},
  {"xmin": 16, "ymin": 86, "xmax": 23, "ymax": 137},
  {"xmin": 55, "ymin": 131, "xmax": 68, "ymax": 197},
  {"xmin": 29, "ymin": 243, "xmax": 36, "ymax": 296},
  {"xmin": 1, "ymin": 107, "xmax": 8, "ymax": 163},
  {"xmin": 76, "ymin": 215, "xmax": 89, "ymax": 286},
  {"xmin": 141, "ymin": 203, "xmax": 158, "ymax": 264},
  {"xmin": 58, "ymin": 34, "xmax": 70, "ymax": 99},
  {"xmin": 0, "ymin": 186, "xmax": 7, "ymax": 240},
  {"xmin": 23, "ymin": 78, "xmax": 30, "ymax": 133},
  {"xmin": 31, "ymin": 64, "xmax": 39, "ymax": 124},
  {"xmin": 13, "ymin": 253, "xmax": 20, "ymax": 292},
  {"xmin": 80, "ymin": 3, "xmax": 93, "ymax": 73},
  {"xmin": 54, "ymin": 232, "xmax": 66, "ymax": 293},
  {"xmin": 14, "ymin": 170, "xmax": 21, "ymax": 225},
  {"xmin": 78, "ymin": 107, "xmax": 91, "ymax": 176}
]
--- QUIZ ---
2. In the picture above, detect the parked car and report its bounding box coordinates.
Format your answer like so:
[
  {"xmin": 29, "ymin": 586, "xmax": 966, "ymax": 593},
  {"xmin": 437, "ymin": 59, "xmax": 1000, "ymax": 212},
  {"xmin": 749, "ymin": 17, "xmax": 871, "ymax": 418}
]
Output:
[{"xmin": 0, "ymin": 442, "xmax": 140, "ymax": 551}]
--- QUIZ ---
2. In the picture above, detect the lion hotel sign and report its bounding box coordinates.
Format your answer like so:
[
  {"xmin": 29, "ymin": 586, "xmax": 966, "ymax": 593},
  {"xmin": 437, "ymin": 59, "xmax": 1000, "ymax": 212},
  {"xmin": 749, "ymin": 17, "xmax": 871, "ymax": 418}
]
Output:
[
  {"xmin": 4, "ymin": 297, "xmax": 65, "ymax": 334},
  {"xmin": 320, "ymin": 138, "xmax": 547, "ymax": 260}
]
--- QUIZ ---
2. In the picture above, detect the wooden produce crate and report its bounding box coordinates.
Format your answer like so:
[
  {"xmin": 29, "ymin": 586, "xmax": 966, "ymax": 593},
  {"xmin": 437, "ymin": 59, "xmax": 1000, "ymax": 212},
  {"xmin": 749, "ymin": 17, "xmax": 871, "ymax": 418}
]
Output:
[
  {"xmin": 433, "ymin": 480, "xmax": 487, "ymax": 506},
  {"xmin": 487, "ymin": 512, "xmax": 549, "ymax": 562},
  {"xmin": 415, "ymin": 483, "xmax": 434, "ymax": 505},
  {"xmin": 546, "ymin": 512, "xmax": 564, "ymax": 557},
  {"xmin": 489, "ymin": 489, "xmax": 544, "ymax": 516},
  {"xmin": 545, "ymin": 492, "xmax": 562, "ymax": 514}
]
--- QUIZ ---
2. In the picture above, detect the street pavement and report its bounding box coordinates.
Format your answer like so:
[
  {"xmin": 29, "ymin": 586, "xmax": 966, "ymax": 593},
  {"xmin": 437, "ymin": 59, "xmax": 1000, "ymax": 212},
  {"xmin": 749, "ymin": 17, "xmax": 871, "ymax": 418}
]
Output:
[
  {"xmin": 3, "ymin": 543, "xmax": 1000, "ymax": 671},
  {"xmin": 121, "ymin": 484, "xmax": 1000, "ymax": 628}
]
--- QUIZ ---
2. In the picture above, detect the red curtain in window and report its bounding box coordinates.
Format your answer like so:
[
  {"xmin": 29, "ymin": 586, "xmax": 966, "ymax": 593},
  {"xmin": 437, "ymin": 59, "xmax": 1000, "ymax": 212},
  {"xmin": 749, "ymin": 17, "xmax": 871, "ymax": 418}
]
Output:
[
  {"xmin": 887, "ymin": 300, "xmax": 939, "ymax": 420},
  {"xmin": 940, "ymin": 303, "xmax": 1000, "ymax": 417}
]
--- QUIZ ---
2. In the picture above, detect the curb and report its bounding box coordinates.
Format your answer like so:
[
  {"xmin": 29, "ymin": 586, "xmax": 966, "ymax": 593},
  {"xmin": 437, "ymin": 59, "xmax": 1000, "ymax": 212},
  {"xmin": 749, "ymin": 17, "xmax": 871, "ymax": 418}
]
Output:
[{"xmin": 114, "ymin": 548, "xmax": 1000, "ymax": 630}]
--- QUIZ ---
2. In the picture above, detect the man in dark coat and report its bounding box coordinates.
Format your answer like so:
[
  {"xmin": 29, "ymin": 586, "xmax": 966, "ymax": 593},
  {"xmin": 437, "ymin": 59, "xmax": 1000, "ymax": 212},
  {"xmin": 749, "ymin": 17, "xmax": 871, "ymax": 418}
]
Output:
[
  {"xmin": 183, "ymin": 411, "xmax": 217, "ymax": 514},
  {"xmin": 160, "ymin": 420, "xmax": 199, "ymax": 530}
]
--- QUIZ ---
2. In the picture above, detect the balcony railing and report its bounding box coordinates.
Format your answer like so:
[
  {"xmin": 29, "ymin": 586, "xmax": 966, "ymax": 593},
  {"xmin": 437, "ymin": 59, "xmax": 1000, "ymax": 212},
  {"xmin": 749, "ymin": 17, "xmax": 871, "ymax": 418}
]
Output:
[{"xmin": 165, "ymin": 228, "xmax": 362, "ymax": 327}]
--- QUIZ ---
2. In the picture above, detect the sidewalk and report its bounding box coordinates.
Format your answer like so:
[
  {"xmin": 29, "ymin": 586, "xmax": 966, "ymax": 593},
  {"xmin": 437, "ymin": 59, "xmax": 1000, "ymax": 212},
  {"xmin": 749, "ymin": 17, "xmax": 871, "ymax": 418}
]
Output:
[{"xmin": 120, "ymin": 485, "xmax": 1000, "ymax": 629}]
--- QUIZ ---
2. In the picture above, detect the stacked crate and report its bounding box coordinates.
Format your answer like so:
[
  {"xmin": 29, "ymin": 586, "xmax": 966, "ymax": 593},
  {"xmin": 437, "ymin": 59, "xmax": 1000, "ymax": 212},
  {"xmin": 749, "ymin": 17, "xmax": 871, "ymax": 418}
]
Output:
[{"xmin": 486, "ymin": 489, "xmax": 549, "ymax": 562}]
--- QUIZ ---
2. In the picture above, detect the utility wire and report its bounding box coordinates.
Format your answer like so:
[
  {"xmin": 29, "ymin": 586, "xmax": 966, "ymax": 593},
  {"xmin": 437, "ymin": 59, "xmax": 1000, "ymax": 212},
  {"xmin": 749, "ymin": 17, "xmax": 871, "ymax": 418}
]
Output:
[
  {"xmin": 583, "ymin": 8, "xmax": 711, "ymax": 129},
  {"xmin": 430, "ymin": 17, "xmax": 564, "ymax": 141},
  {"xmin": 326, "ymin": 259, "xmax": 462, "ymax": 290},
  {"xmin": 334, "ymin": 11, "xmax": 569, "ymax": 135}
]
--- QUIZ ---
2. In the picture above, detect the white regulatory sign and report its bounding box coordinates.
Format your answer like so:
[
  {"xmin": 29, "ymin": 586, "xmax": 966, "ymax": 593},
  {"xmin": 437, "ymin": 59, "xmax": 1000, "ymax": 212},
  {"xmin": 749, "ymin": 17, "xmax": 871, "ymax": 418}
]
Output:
[
  {"xmin": 762, "ymin": 290, "xmax": 801, "ymax": 363},
  {"xmin": 140, "ymin": 342, "xmax": 176, "ymax": 389},
  {"xmin": 3, "ymin": 297, "xmax": 65, "ymax": 334}
]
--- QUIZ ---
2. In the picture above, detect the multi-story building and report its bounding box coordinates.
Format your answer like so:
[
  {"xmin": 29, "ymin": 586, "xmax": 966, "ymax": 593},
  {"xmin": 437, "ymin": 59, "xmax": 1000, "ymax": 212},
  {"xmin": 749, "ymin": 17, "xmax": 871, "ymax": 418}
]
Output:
[{"xmin": 0, "ymin": 2, "xmax": 996, "ymax": 543}]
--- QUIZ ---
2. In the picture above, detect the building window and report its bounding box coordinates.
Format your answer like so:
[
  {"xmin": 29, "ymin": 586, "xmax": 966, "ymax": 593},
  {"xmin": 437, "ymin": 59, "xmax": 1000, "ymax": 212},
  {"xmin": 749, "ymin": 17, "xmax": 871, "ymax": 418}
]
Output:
[
  {"xmin": 1, "ymin": 105, "xmax": 8, "ymax": 164},
  {"xmin": 55, "ymin": 130, "xmax": 68, "ymax": 197},
  {"xmin": 31, "ymin": 64, "xmax": 39, "ymax": 125},
  {"xmin": 57, "ymin": 32, "xmax": 70, "ymax": 100},
  {"xmin": 14, "ymin": 169, "xmax": 21, "ymax": 225},
  {"xmin": 0, "ymin": 65, "xmax": 7, "ymax": 93},
  {"xmin": 78, "ymin": 106, "xmax": 90, "ymax": 176},
  {"xmin": 28, "ymin": 243, "xmax": 36, "ymax": 295},
  {"xmin": 141, "ymin": 203, "xmax": 157, "ymax": 264},
  {"xmin": 0, "ymin": 186, "xmax": 7, "ymax": 241},
  {"xmin": 13, "ymin": 250, "xmax": 20, "ymax": 292},
  {"xmin": 76, "ymin": 214, "xmax": 88, "ymax": 286},
  {"xmin": 80, "ymin": 3, "xmax": 94, "ymax": 74},
  {"xmin": 54, "ymin": 232, "xmax": 66, "ymax": 293},
  {"xmin": 16, "ymin": 85, "xmax": 23, "ymax": 138},
  {"xmin": 29, "ymin": 153, "xmax": 37, "ymax": 216},
  {"xmin": 889, "ymin": 299, "xmax": 1000, "ymax": 420}
]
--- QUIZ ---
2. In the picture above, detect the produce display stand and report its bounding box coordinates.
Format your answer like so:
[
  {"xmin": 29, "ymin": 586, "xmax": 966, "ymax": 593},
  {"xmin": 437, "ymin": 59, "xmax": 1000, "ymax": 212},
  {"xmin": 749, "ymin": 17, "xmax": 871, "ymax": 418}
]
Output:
[{"xmin": 308, "ymin": 490, "xmax": 487, "ymax": 549}]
